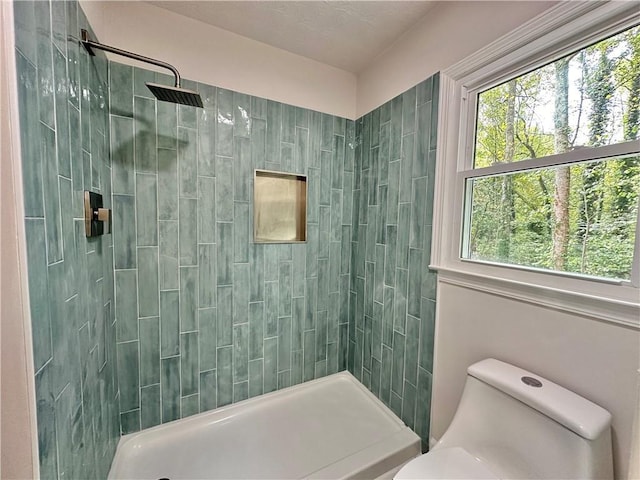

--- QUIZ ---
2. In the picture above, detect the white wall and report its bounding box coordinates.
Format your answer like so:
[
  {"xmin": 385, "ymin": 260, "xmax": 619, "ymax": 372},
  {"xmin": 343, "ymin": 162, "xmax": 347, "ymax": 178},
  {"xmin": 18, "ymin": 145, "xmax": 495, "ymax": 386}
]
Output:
[
  {"xmin": 80, "ymin": 1, "xmax": 357, "ymax": 119},
  {"xmin": 356, "ymin": 1, "xmax": 557, "ymax": 117},
  {"xmin": 432, "ymin": 281, "xmax": 640, "ymax": 480},
  {"xmin": 0, "ymin": 1, "xmax": 39, "ymax": 478}
]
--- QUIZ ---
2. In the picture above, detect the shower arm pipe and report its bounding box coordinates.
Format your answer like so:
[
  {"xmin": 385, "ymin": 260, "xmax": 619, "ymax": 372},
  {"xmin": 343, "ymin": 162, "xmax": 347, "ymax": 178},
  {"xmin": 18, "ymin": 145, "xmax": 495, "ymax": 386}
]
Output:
[{"xmin": 80, "ymin": 29, "xmax": 182, "ymax": 88}]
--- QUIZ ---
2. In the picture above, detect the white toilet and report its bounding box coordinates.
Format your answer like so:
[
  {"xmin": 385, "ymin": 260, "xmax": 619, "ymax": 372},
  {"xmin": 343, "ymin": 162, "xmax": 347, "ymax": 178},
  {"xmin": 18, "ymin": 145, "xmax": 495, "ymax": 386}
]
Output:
[{"xmin": 395, "ymin": 358, "xmax": 613, "ymax": 479}]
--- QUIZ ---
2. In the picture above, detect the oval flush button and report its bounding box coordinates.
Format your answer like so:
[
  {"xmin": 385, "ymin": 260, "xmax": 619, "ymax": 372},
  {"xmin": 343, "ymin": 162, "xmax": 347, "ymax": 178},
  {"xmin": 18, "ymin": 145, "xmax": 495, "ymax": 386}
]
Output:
[{"xmin": 522, "ymin": 376, "xmax": 543, "ymax": 387}]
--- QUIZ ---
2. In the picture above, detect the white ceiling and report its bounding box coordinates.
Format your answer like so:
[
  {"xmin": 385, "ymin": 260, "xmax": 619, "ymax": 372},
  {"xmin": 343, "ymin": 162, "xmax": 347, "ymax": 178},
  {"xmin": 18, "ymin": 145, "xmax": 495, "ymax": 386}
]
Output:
[{"xmin": 148, "ymin": 1, "xmax": 437, "ymax": 73}]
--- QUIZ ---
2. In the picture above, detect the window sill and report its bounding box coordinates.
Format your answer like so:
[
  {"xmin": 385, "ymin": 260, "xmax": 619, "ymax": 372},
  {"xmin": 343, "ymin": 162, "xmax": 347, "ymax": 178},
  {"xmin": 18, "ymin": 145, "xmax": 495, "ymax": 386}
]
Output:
[{"xmin": 430, "ymin": 264, "xmax": 640, "ymax": 330}]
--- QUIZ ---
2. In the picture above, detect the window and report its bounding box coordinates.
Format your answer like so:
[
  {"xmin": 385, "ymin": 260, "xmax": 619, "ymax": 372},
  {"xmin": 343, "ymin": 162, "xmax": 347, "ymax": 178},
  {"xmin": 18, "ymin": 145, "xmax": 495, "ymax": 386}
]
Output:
[
  {"xmin": 463, "ymin": 24, "xmax": 640, "ymax": 282},
  {"xmin": 433, "ymin": 2, "xmax": 640, "ymax": 326}
]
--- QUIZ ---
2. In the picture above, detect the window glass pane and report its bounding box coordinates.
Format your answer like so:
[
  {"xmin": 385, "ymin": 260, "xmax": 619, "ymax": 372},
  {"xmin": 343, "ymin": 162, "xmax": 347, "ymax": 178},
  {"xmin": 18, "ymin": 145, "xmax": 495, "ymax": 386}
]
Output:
[
  {"xmin": 464, "ymin": 156, "xmax": 640, "ymax": 280},
  {"xmin": 474, "ymin": 25, "xmax": 640, "ymax": 168}
]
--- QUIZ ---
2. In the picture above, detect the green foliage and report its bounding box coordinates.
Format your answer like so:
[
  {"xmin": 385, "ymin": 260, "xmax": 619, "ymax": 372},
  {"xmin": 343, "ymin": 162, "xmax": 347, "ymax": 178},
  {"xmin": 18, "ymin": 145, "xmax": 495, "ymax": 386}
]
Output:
[{"xmin": 468, "ymin": 25, "xmax": 640, "ymax": 280}]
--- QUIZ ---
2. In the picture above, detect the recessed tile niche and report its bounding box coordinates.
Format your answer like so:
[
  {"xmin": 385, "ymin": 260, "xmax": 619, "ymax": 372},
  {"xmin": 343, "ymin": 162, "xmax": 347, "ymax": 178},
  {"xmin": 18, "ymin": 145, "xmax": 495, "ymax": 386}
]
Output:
[{"xmin": 254, "ymin": 169, "xmax": 307, "ymax": 243}]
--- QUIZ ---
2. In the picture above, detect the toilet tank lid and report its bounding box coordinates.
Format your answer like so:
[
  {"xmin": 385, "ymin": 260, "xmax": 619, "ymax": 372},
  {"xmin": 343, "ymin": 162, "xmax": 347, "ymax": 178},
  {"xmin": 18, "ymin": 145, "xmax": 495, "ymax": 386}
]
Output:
[{"xmin": 468, "ymin": 359, "xmax": 612, "ymax": 440}]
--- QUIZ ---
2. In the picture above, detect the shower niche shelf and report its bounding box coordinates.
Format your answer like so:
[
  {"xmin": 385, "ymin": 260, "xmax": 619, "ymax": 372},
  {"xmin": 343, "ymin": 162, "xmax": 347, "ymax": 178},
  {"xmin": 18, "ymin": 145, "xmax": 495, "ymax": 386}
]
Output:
[{"xmin": 254, "ymin": 169, "xmax": 307, "ymax": 243}]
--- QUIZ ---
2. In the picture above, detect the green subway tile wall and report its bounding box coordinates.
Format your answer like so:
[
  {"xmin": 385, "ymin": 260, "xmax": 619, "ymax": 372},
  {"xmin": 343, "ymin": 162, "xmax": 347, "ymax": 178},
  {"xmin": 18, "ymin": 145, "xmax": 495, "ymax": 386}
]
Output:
[
  {"xmin": 16, "ymin": 1, "xmax": 439, "ymax": 471},
  {"xmin": 108, "ymin": 65, "xmax": 356, "ymax": 433},
  {"xmin": 348, "ymin": 75, "xmax": 439, "ymax": 451},
  {"xmin": 14, "ymin": 1, "xmax": 120, "ymax": 479}
]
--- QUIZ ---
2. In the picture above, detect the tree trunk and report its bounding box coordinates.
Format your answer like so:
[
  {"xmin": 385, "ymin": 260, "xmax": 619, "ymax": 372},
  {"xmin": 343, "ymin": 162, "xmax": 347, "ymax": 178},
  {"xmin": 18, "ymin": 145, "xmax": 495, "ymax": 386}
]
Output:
[
  {"xmin": 552, "ymin": 59, "xmax": 571, "ymax": 271},
  {"xmin": 497, "ymin": 80, "xmax": 517, "ymax": 260}
]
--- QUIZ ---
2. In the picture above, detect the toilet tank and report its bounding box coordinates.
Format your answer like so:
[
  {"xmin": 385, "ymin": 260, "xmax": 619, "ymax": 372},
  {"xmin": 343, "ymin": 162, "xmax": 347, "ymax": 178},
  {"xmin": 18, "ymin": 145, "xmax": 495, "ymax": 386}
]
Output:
[{"xmin": 436, "ymin": 359, "xmax": 613, "ymax": 479}]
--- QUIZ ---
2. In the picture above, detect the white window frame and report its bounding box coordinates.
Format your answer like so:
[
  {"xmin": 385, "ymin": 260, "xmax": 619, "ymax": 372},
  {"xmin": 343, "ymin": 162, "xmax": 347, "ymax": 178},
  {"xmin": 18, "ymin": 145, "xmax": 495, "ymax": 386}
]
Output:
[{"xmin": 431, "ymin": 1, "xmax": 640, "ymax": 328}]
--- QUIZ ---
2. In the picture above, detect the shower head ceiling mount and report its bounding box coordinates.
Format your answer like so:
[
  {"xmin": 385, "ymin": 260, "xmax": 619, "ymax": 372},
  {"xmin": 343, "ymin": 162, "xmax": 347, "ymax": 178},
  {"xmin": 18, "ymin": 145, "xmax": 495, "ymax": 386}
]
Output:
[{"xmin": 80, "ymin": 29, "xmax": 203, "ymax": 108}]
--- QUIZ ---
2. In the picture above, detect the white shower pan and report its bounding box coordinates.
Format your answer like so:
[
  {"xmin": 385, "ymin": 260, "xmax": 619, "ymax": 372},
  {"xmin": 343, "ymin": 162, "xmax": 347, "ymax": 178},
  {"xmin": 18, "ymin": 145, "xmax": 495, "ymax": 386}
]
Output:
[{"xmin": 108, "ymin": 372, "xmax": 421, "ymax": 479}]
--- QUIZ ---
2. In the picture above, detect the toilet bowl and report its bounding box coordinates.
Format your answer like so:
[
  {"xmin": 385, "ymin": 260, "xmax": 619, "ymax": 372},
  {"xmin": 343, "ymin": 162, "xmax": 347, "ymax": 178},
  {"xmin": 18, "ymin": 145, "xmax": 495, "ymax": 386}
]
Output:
[{"xmin": 395, "ymin": 359, "xmax": 613, "ymax": 480}]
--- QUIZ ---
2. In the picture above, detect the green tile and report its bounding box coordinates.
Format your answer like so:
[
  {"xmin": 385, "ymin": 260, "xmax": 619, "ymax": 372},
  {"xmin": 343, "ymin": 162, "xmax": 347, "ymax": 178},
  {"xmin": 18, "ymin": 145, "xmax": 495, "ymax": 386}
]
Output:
[
  {"xmin": 249, "ymin": 246, "xmax": 264, "ymax": 302},
  {"xmin": 200, "ymin": 370, "xmax": 217, "ymax": 411},
  {"xmin": 320, "ymin": 151, "xmax": 332, "ymax": 206},
  {"xmin": 140, "ymin": 384, "xmax": 161, "ymax": 429},
  {"xmin": 157, "ymin": 101, "xmax": 177, "ymax": 150},
  {"xmin": 35, "ymin": 2, "xmax": 54, "ymax": 129},
  {"xmin": 120, "ymin": 408, "xmax": 140, "ymax": 435},
  {"xmin": 291, "ymin": 350, "xmax": 303, "ymax": 385},
  {"xmin": 178, "ymin": 80, "xmax": 199, "ymax": 129},
  {"xmin": 160, "ymin": 290, "xmax": 179, "ymax": 357},
  {"xmin": 181, "ymin": 394, "xmax": 200, "ymax": 418},
  {"xmin": 133, "ymin": 67, "xmax": 156, "ymax": 98},
  {"xmin": 264, "ymin": 337, "xmax": 278, "ymax": 393},
  {"xmin": 41, "ymin": 124, "xmax": 63, "ymax": 263},
  {"xmin": 109, "ymin": 62, "xmax": 133, "ymax": 117},
  {"xmin": 234, "ymin": 137, "xmax": 251, "ymax": 201},
  {"xmin": 199, "ymin": 308, "xmax": 217, "ymax": 371},
  {"xmin": 383, "ymin": 286, "xmax": 394, "ymax": 347},
  {"xmin": 401, "ymin": 380, "xmax": 417, "ymax": 429},
  {"xmin": 233, "ymin": 92, "xmax": 251, "ymax": 138},
  {"xmin": 215, "ymin": 156, "xmax": 233, "ymax": 221},
  {"xmin": 251, "ymin": 118, "xmax": 267, "ymax": 170},
  {"xmin": 35, "ymin": 363, "xmax": 58, "ymax": 480},
  {"xmin": 233, "ymin": 323, "xmax": 249, "ymax": 383},
  {"xmin": 263, "ymin": 280, "xmax": 278, "ymax": 339},
  {"xmin": 391, "ymin": 331, "xmax": 405, "ymax": 396},
  {"xmin": 396, "ymin": 203, "xmax": 410, "ymax": 269},
  {"xmin": 390, "ymin": 96, "xmax": 402, "ymax": 161},
  {"xmin": 111, "ymin": 115, "xmax": 135, "ymax": 195},
  {"xmin": 198, "ymin": 176, "xmax": 216, "ymax": 244},
  {"xmin": 410, "ymin": 177, "xmax": 427, "ymax": 249},
  {"xmin": 217, "ymin": 285, "xmax": 233, "ymax": 346},
  {"xmin": 179, "ymin": 198, "xmax": 197, "ymax": 265},
  {"xmin": 234, "ymin": 382, "xmax": 249, "ymax": 403},
  {"xmin": 249, "ymin": 301, "xmax": 264, "ymax": 360},
  {"xmin": 136, "ymin": 173, "xmax": 158, "ymax": 245},
  {"xmin": 266, "ymin": 101, "xmax": 281, "ymax": 165},
  {"xmin": 384, "ymin": 226, "xmax": 398, "ymax": 287},
  {"xmin": 115, "ymin": 270, "xmax": 138, "ymax": 342},
  {"xmin": 113, "ymin": 194, "xmax": 136, "ymax": 269},
  {"xmin": 179, "ymin": 266, "xmax": 197, "ymax": 332},
  {"xmin": 248, "ymin": 359, "xmax": 264, "ymax": 398},
  {"xmin": 198, "ymin": 91, "xmax": 216, "ymax": 177},
  {"xmin": 140, "ymin": 317, "xmax": 160, "ymax": 386},
  {"xmin": 216, "ymin": 89, "xmax": 233, "ymax": 157},
  {"xmin": 198, "ymin": 244, "xmax": 216, "ymax": 308},
  {"xmin": 303, "ymin": 330, "xmax": 316, "ymax": 382},
  {"xmin": 415, "ymin": 367, "xmax": 432, "ymax": 443},
  {"xmin": 181, "ymin": 332, "xmax": 199, "ymax": 396},
  {"xmin": 404, "ymin": 315, "xmax": 419, "ymax": 386},
  {"xmin": 216, "ymin": 222, "xmax": 233, "ymax": 285},
  {"xmin": 431, "ymin": 75, "xmax": 440, "ymax": 149},
  {"xmin": 159, "ymin": 221, "xmax": 179, "ymax": 289},
  {"xmin": 134, "ymin": 96, "xmax": 157, "ymax": 174},
  {"xmin": 402, "ymin": 87, "xmax": 417, "ymax": 135},
  {"xmin": 278, "ymin": 263, "xmax": 292, "ymax": 317},
  {"xmin": 161, "ymin": 356, "xmax": 180, "ymax": 422},
  {"xmin": 25, "ymin": 219, "xmax": 52, "ymax": 371},
  {"xmin": 13, "ymin": 0, "xmax": 36, "ymax": 63},
  {"xmin": 251, "ymin": 97, "xmax": 267, "ymax": 120},
  {"xmin": 419, "ymin": 298, "xmax": 436, "ymax": 373},
  {"xmin": 158, "ymin": 148, "xmax": 178, "ymax": 220},
  {"xmin": 178, "ymin": 127, "xmax": 197, "ymax": 197},
  {"xmin": 394, "ymin": 268, "xmax": 408, "ymax": 334},
  {"xmin": 138, "ymin": 247, "xmax": 159, "ymax": 317},
  {"xmin": 408, "ymin": 249, "xmax": 422, "ymax": 317},
  {"xmin": 53, "ymin": 47, "xmax": 71, "ymax": 179},
  {"xmin": 278, "ymin": 316, "xmax": 292, "ymax": 372},
  {"xmin": 370, "ymin": 357, "xmax": 381, "ymax": 396},
  {"xmin": 17, "ymin": 53, "xmax": 44, "ymax": 217},
  {"xmin": 217, "ymin": 346, "xmax": 232, "ymax": 407},
  {"xmin": 233, "ymin": 202, "xmax": 249, "ymax": 262},
  {"xmin": 295, "ymin": 127, "xmax": 309, "ymax": 173},
  {"xmin": 233, "ymin": 264, "xmax": 249, "ymax": 327},
  {"xmin": 380, "ymin": 345, "xmax": 392, "ymax": 405},
  {"xmin": 117, "ymin": 341, "xmax": 139, "ymax": 411}
]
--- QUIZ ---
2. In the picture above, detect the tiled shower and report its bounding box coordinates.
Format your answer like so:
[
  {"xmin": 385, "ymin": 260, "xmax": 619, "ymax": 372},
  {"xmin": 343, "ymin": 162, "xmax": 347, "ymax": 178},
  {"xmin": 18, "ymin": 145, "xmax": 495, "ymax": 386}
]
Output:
[{"xmin": 13, "ymin": 1, "xmax": 438, "ymax": 478}]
